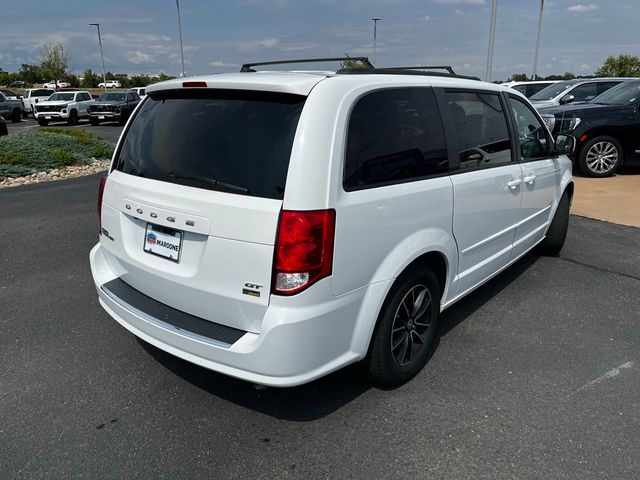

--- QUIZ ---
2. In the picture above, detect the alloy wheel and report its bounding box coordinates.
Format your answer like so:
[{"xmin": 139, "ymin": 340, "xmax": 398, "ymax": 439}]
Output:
[
  {"xmin": 585, "ymin": 141, "xmax": 619, "ymax": 175},
  {"xmin": 390, "ymin": 284, "xmax": 432, "ymax": 366}
]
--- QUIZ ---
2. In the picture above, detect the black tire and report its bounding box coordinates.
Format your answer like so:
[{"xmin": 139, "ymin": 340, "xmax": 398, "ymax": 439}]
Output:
[
  {"xmin": 11, "ymin": 108, "xmax": 22, "ymax": 123},
  {"xmin": 537, "ymin": 192, "xmax": 570, "ymax": 256},
  {"xmin": 67, "ymin": 110, "xmax": 79, "ymax": 126},
  {"xmin": 119, "ymin": 109, "xmax": 129, "ymax": 125},
  {"xmin": 37, "ymin": 119, "xmax": 49, "ymax": 126},
  {"xmin": 89, "ymin": 118, "xmax": 100, "ymax": 126},
  {"xmin": 578, "ymin": 136, "xmax": 623, "ymax": 177},
  {"xmin": 367, "ymin": 266, "xmax": 441, "ymax": 388}
]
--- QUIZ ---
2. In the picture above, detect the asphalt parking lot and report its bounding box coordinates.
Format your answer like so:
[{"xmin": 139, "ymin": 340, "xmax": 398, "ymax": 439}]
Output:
[
  {"xmin": 1, "ymin": 176, "xmax": 639, "ymax": 479},
  {"xmin": 6, "ymin": 116, "xmax": 124, "ymax": 145}
]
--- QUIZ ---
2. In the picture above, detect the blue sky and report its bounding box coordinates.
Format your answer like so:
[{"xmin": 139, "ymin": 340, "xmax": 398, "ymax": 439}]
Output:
[{"xmin": 1, "ymin": 0, "xmax": 638, "ymax": 80}]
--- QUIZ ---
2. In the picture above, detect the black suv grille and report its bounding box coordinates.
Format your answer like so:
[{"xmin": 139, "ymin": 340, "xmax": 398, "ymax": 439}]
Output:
[{"xmin": 91, "ymin": 105, "xmax": 117, "ymax": 112}]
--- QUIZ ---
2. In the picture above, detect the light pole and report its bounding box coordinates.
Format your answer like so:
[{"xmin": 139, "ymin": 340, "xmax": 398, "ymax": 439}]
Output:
[
  {"xmin": 532, "ymin": 0, "xmax": 545, "ymax": 80},
  {"xmin": 485, "ymin": 0, "xmax": 498, "ymax": 82},
  {"xmin": 89, "ymin": 23, "xmax": 107, "ymax": 92},
  {"xmin": 372, "ymin": 17, "xmax": 380, "ymax": 67},
  {"xmin": 176, "ymin": 0, "xmax": 186, "ymax": 77}
]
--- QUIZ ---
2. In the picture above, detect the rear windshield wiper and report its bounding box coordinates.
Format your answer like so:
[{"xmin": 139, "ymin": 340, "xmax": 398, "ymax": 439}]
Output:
[{"xmin": 168, "ymin": 170, "xmax": 249, "ymax": 194}]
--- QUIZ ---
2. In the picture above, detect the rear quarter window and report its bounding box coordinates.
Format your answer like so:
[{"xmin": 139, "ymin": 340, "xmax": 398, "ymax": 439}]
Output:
[
  {"xmin": 344, "ymin": 87, "xmax": 448, "ymax": 190},
  {"xmin": 114, "ymin": 89, "xmax": 305, "ymax": 199}
]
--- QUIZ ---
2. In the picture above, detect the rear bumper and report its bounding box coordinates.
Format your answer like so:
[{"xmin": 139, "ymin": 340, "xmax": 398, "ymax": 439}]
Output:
[{"xmin": 90, "ymin": 243, "xmax": 381, "ymax": 387}]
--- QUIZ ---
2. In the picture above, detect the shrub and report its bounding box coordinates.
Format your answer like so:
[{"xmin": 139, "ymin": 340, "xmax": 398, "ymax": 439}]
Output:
[
  {"xmin": 92, "ymin": 142, "xmax": 114, "ymax": 159},
  {"xmin": 50, "ymin": 148, "xmax": 78, "ymax": 166},
  {"xmin": 0, "ymin": 150, "xmax": 27, "ymax": 166},
  {"xmin": 0, "ymin": 130, "xmax": 115, "ymax": 180}
]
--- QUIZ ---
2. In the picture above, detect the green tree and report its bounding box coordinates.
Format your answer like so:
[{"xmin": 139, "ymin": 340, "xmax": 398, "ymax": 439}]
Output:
[
  {"xmin": 339, "ymin": 58, "xmax": 369, "ymax": 70},
  {"xmin": 39, "ymin": 42, "xmax": 70, "ymax": 85},
  {"xmin": 66, "ymin": 74, "xmax": 80, "ymax": 88},
  {"xmin": 18, "ymin": 63, "xmax": 45, "ymax": 84},
  {"xmin": 595, "ymin": 54, "xmax": 640, "ymax": 77},
  {"xmin": 113, "ymin": 73, "xmax": 131, "ymax": 88},
  {"xmin": 510, "ymin": 73, "xmax": 529, "ymax": 82},
  {"xmin": 129, "ymin": 74, "xmax": 152, "ymax": 87},
  {"xmin": 157, "ymin": 73, "xmax": 173, "ymax": 82},
  {"xmin": 82, "ymin": 69, "xmax": 100, "ymax": 88}
]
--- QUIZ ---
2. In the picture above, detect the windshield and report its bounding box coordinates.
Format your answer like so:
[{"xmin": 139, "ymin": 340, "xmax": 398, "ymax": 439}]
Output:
[
  {"xmin": 530, "ymin": 81, "xmax": 574, "ymax": 101},
  {"xmin": 590, "ymin": 82, "xmax": 640, "ymax": 105},
  {"xmin": 115, "ymin": 89, "xmax": 305, "ymax": 199},
  {"xmin": 47, "ymin": 93, "xmax": 75, "ymax": 102},
  {"xmin": 100, "ymin": 93, "xmax": 126, "ymax": 102}
]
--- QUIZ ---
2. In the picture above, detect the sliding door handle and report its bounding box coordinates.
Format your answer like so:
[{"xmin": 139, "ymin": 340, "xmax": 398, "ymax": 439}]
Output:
[{"xmin": 507, "ymin": 178, "xmax": 523, "ymax": 189}]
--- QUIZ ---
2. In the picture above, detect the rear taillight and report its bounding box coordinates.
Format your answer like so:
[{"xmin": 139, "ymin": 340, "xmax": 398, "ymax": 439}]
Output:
[
  {"xmin": 272, "ymin": 209, "xmax": 336, "ymax": 295},
  {"xmin": 97, "ymin": 175, "xmax": 107, "ymax": 234}
]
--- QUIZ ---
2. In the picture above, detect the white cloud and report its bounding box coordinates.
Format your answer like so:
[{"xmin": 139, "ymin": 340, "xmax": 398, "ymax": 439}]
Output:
[
  {"xmin": 423, "ymin": 15, "xmax": 431, "ymax": 21},
  {"xmin": 239, "ymin": 38, "xmax": 280, "ymax": 50},
  {"xmin": 128, "ymin": 51, "xmax": 153, "ymax": 64},
  {"xmin": 568, "ymin": 4, "xmax": 598, "ymax": 12},
  {"xmin": 209, "ymin": 60, "xmax": 238, "ymax": 67},
  {"xmin": 431, "ymin": 0, "xmax": 485, "ymax": 4}
]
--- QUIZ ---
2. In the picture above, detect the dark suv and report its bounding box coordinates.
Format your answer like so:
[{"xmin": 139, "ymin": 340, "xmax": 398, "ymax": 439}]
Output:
[
  {"xmin": 539, "ymin": 80, "xmax": 640, "ymax": 177},
  {"xmin": 88, "ymin": 91, "xmax": 141, "ymax": 125}
]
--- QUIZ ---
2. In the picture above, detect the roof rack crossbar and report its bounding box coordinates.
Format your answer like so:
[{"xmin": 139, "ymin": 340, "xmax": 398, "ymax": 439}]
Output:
[{"xmin": 240, "ymin": 57, "xmax": 374, "ymax": 72}]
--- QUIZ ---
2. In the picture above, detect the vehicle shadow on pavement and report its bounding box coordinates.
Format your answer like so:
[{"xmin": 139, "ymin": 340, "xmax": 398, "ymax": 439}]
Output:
[
  {"xmin": 438, "ymin": 254, "xmax": 539, "ymax": 336},
  {"xmin": 138, "ymin": 254, "xmax": 540, "ymax": 421}
]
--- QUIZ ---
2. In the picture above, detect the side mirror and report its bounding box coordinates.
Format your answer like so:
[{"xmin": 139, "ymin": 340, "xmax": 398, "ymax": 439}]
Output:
[
  {"xmin": 559, "ymin": 94, "xmax": 575, "ymax": 105},
  {"xmin": 555, "ymin": 134, "xmax": 576, "ymax": 155}
]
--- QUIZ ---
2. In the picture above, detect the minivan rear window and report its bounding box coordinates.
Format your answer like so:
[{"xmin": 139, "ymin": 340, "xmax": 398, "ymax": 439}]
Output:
[{"xmin": 114, "ymin": 89, "xmax": 305, "ymax": 199}]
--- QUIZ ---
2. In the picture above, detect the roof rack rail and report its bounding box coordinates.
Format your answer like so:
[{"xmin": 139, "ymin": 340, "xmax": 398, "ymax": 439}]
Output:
[
  {"xmin": 240, "ymin": 57, "xmax": 374, "ymax": 72},
  {"xmin": 336, "ymin": 65, "xmax": 481, "ymax": 81},
  {"xmin": 384, "ymin": 65, "xmax": 457, "ymax": 75}
]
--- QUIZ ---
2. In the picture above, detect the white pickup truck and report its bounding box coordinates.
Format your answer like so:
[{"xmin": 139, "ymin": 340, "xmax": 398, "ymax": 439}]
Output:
[
  {"xmin": 22, "ymin": 88, "xmax": 55, "ymax": 116},
  {"xmin": 33, "ymin": 90, "xmax": 94, "ymax": 125}
]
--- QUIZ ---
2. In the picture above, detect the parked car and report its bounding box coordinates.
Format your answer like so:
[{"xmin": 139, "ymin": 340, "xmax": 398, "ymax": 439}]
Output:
[
  {"xmin": 88, "ymin": 91, "xmax": 141, "ymax": 125},
  {"xmin": 540, "ymin": 79, "xmax": 640, "ymax": 177},
  {"xmin": 129, "ymin": 87, "xmax": 146, "ymax": 98},
  {"xmin": 0, "ymin": 89, "xmax": 22, "ymax": 100},
  {"xmin": 503, "ymin": 80, "xmax": 560, "ymax": 98},
  {"xmin": 42, "ymin": 80, "xmax": 71, "ymax": 89},
  {"xmin": 0, "ymin": 116, "xmax": 7, "ymax": 136},
  {"xmin": 0, "ymin": 92, "xmax": 24, "ymax": 122},
  {"xmin": 33, "ymin": 90, "xmax": 94, "ymax": 125},
  {"xmin": 529, "ymin": 78, "xmax": 629, "ymax": 109},
  {"xmin": 7, "ymin": 80, "xmax": 27, "ymax": 88},
  {"xmin": 90, "ymin": 61, "xmax": 575, "ymax": 388},
  {"xmin": 22, "ymin": 88, "xmax": 55, "ymax": 116},
  {"xmin": 98, "ymin": 80, "xmax": 122, "ymax": 88}
]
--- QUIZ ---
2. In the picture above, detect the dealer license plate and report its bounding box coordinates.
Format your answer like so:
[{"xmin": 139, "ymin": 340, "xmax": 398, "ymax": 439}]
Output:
[
  {"xmin": 98, "ymin": 116, "xmax": 105, "ymax": 120},
  {"xmin": 45, "ymin": 116, "xmax": 51, "ymax": 120},
  {"xmin": 143, "ymin": 223, "xmax": 183, "ymax": 262}
]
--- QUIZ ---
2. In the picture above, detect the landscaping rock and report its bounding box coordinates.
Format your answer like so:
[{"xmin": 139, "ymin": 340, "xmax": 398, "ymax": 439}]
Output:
[{"xmin": 0, "ymin": 159, "xmax": 110, "ymax": 189}]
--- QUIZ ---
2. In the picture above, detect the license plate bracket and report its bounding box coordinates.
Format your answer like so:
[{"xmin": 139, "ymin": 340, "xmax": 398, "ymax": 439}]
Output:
[{"xmin": 143, "ymin": 223, "xmax": 183, "ymax": 263}]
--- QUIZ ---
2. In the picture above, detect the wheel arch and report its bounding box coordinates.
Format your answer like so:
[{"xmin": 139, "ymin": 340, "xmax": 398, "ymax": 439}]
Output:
[
  {"xmin": 576, "ymin": 128, "xmax": 628, "ymax": 158},
  {"xmin": 350, "ymin": 234, "xmax": 456, "ymax": 361}
]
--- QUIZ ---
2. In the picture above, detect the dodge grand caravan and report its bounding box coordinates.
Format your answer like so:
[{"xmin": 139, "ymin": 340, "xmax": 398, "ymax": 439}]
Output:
[{"xmin": 90, "ymin": 58, "xmax": 575, "ymax": 387}]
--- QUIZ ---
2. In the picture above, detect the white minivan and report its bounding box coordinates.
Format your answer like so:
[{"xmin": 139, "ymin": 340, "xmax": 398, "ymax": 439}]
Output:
[{"xmin": 90, "ymin": 59, "xmax": 575, "ymax": 387}]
